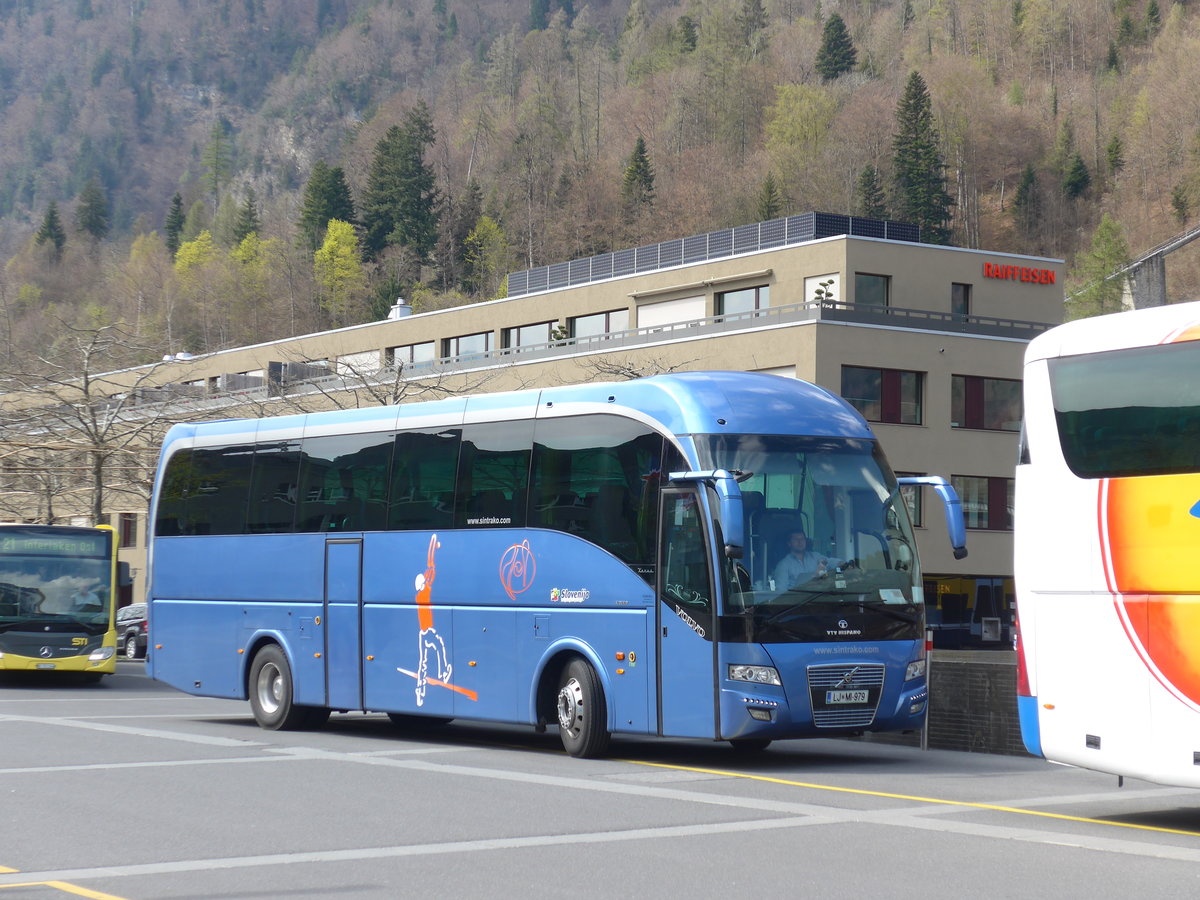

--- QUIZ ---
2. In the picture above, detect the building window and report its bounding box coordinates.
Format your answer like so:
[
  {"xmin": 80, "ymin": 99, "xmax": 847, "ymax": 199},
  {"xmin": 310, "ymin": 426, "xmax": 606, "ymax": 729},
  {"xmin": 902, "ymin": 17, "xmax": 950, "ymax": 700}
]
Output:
[
  {"xmin": 841, "ymin": 366, "xmax": 923, "ymax": 425},
  {"xmin": 570, "ymin": 309, "xmax": 629, "ymax": 340},
  {"xmin": 442, "ymin": 332, "xmax": 492, "ymax": 359},
  {"xmin": 501, "ymin": 321, "xmax": 555, "ymax": 352},
  {"xmin": 118, "ymin": 513, "xmax": 137, "ymax": 548},
  {"xmin": 951, "ymin": 283, "xmax": 971, "ymax": 320},
  {"xmin": 387, "ymin": 342, "xmax": 436, "ymax": 369},
  {"xmin": 854, "ymin": 272, "xmax": 890, "ymax": 307},
  {"xmin": 951, "ymin": 475, "xmax": 1014, "ymax": 530},
  {"xmin": 895, "ymin": 473, "xmax": 924, "ymax": 527},
  {"xmin": 952, "ymin": 375, "xmax": 1022, "ymax": 431},
  {"xmin": 717, "ymin": 285, "xmax": 769, "ymax": 316}
]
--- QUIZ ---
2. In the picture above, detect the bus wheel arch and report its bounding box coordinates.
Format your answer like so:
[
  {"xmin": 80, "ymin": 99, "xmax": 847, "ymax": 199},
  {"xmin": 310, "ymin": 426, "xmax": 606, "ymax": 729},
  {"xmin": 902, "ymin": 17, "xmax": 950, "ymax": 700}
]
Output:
[{"xmin": 553, "ymin": 655, "xmax": 611, "ymax": 758}]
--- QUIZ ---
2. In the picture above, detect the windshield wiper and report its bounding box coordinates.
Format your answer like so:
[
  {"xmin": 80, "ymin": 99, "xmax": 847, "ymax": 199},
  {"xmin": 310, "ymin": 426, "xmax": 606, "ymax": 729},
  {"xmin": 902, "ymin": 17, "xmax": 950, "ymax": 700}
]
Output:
[{"xmin": 759, "ymin": 590, "xmax": 842, "ymax": 624}]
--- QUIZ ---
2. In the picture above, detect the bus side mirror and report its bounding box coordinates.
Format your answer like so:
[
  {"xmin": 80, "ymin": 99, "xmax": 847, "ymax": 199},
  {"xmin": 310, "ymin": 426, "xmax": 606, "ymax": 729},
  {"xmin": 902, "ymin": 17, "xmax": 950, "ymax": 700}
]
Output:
[
  {"xmin": 118, "ymin": 561, "xmax": 133, "ymax": 587},
  {"xmin": 897, "ymin": 476, "xmax": 968, "ymax": 560},
  {"xmin": 668, "ymin": 469, "xmax": 744, "ymax": 559}
]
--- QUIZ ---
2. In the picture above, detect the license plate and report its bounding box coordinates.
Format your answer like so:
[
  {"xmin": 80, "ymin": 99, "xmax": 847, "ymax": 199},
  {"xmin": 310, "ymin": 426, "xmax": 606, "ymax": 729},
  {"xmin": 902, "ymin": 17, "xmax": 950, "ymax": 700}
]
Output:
[
  {"xmin": 36, "ymin": 663, "xmax": 56, "ymax": 670},
  {"xmin": 825, "ymin": 689, "xmax": 868, "ymax": 704}
]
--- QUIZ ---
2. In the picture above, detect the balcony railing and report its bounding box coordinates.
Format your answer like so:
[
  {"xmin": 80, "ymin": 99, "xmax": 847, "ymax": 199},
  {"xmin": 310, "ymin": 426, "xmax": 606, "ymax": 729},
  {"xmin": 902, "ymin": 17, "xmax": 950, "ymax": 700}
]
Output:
[{"xmin": 117, "ymin": 299, "xmax": 1054, "ymax": 417}]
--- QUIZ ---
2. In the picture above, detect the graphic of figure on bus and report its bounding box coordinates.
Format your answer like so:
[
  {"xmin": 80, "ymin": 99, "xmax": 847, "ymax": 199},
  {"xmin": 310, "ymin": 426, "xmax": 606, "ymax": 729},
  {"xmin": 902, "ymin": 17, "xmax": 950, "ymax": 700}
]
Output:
[{"xmin": 414, "ymin": 533, "xmax": 451, "ymax": 706}]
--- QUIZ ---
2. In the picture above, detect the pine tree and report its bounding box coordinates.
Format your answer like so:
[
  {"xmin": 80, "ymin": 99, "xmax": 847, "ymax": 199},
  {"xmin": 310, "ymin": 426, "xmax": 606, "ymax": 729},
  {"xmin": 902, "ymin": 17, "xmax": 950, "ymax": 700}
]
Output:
[
  {"xmin": 1145, "ymin": 0, "xmax": 1161, "ymax": 37},
  {"xmin": 35, "ymin": 201, "xmax": 67, "ymax": 262},
  {"xmin": 1106, "ymin": 135, "xmax": 1125, "ymax": 175},
  {"xmin": 1062, "ymin": 152, "xmax": 1091, "ymax": 199},
  {"xmin": 74, "ymin": 176, "xmax": 109, "ymax": 242},
  {"xmin": 736, "ymin": 0, "xmax": 768, "ymax": 54},
  {"xmin": 298, "ymin": 160, "xmax": 356, "ymax": 252},
  {"xmin": 360, "ymin": 101, "xmax": 439, "ymax": 263},
  {"xmin": 891, "ymin": 71, "xmax": 954, "ymax": 244},
  {"xmin": 201, "ymin": 121, "xmax": 233, "ymax": 210},
  {"xmin": 815, "ymin": 13, "xmax": 857, "ymax": 82},
  {"xmin": 854, "ymin": 166, "xmax": 888, "ymax": 218},
  {"xmin": 1013, "ymin": 164, "xmax": 1040, "ymax": 238},
  {"xmin": 165, "ymin": 193, "xmax": 185, "ymax": 258},
  {"xmin": 677, "ymin": 14, "xmax": 698, "ymax": 52},
  {"xmin": 1171, "ymin": 184, "xmax": 1189, "ymax": 225},
  {"xmin": 756, "ymin": 172, "xmax": 784, "ymax": 221},
  {"xmin": 621, "ymin": 136, "xmax": 655, "ymax": 214},
  {"xmin": 233, "ymin": 188, "xmax": 261, "ymax": 244},
  {"xmin": 530, "ymin": 0, "xmax": 549, "ymax": 31}
]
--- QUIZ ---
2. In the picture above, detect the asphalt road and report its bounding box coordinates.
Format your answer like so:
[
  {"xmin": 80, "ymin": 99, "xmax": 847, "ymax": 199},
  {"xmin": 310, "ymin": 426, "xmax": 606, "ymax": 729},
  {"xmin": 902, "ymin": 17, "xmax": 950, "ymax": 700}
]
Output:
[{"xmin": 1, "ymin": 660, "xmax": 1199, "ymax": 899}]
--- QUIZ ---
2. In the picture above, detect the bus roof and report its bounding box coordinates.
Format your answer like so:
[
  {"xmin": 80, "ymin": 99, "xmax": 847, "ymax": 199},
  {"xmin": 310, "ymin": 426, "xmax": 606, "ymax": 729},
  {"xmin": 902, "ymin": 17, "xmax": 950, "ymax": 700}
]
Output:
[
  {"xmin": 160, "ymin": 371, "xmax": 873, "ymax": 452},
  {"xmin": 1025, "ymin": 300, "xmax": 1200, "ymax": 364}
]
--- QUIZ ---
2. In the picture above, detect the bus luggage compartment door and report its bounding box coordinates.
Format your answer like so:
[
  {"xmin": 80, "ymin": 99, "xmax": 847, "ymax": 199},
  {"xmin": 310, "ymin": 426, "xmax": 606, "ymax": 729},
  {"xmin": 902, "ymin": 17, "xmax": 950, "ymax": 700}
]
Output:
[{"xmin": 324, "ymin": 538, "xmax": 363, "ymax": 710}]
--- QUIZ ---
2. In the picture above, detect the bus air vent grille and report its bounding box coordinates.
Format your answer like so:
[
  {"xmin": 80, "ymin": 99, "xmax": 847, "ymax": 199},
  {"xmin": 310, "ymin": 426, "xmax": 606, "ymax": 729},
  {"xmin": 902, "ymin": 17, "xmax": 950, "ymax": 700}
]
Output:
[{"xmin": 807, "ymin": 663, "xmax": 885, "ymax": 728}]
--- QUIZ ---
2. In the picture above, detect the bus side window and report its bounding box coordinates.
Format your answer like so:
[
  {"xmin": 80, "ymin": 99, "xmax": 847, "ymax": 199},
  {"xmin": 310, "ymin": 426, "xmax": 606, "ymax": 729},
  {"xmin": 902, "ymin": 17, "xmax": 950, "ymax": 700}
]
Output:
[
  {"xmin": 388, "ymin": 430, "xmax": 461, "ymax": 531},
  {"xmin": 246, "ymin": 440, "xmax": 302, "ymax": 534},
  {"xmin": 456, "ymin": 421, "xmax": 533, "ymax": 528},
  {"xmin": 530, "ymin": 415, "xmax": 664, "ymax": 567},
  {"xmin": 188, "ymin": 445, "xmax": 255, "ymax": 536},
  {"xmin": 297, "ymin": 432, "xmax": 394, "ymax": 532},
  {"xmin": 155, "ymin": 448, "xmax": 194, "ymax": 537}
]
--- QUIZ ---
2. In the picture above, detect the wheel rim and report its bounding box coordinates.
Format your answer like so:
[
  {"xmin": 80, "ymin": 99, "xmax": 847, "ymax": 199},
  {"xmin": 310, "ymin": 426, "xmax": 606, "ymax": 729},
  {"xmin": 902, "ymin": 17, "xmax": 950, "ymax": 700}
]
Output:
[
  {"xmin": 125, "ymin": 636, "xmax": 137, "ymax": 659},
  {"xmin": 256, "ymin": 661, "xmax": 283, "ymax": 716},
  {"xmin": 557, "ymin": 677, "xmax": 584, "ymax": 735}
]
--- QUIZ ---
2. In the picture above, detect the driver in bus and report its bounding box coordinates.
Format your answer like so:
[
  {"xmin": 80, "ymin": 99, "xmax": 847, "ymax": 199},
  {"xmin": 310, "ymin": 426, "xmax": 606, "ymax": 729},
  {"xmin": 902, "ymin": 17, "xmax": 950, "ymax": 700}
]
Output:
[
  {"xmin": 69, "ymin": 584, "xmax": 102, "ymax": 612},
  {"xmin": 772, "ymin": 529, "xmax": 830, "ymax": 591}
]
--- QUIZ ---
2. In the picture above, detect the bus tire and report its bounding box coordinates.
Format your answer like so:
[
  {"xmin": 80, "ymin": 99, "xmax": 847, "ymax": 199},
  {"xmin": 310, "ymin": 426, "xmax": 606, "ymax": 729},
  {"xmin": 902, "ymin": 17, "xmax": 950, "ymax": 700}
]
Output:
[
  {"xmin": 556, "ymin": 658, "xmax": 610, "ymax": 758},
  {"xmin": 248, "ymin": 645, "xmax": 323, "ymax": 731}
]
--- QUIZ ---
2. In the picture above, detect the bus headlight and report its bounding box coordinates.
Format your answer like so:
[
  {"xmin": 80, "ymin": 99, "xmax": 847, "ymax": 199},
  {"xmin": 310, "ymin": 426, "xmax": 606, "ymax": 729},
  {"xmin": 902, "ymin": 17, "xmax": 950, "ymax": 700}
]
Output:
[
  {"xmin": 729, "ymin": 664, "xmax": 781, "ymax": 686},
  {"xmin": 905, "ymin": 659, "xmax": 926, "ymax": 681},
  {"xmin": 89, "ymin": 647, "xmax": 115, "ymax": 662}
]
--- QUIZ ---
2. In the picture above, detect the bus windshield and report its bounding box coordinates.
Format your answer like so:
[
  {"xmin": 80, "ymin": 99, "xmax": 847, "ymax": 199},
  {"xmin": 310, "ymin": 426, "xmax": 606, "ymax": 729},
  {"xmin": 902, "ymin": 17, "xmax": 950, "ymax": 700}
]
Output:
[
  {"xmin": 698, "ymin": 434, "xmax": 921, "ymax": 642},
  {"xmin": 0, "ymin": 554, "xmax": 112, "ymax": 634}
]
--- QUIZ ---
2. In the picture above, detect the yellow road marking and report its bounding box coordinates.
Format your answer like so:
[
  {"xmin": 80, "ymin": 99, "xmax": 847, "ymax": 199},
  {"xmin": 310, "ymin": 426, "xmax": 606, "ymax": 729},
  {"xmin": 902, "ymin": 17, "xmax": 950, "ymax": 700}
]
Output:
[
  {"xmin": 0, "ymin": 867, "xmax": 131, "ymax": 899},
  {"xmin": 620, "ymin": 759, "xmax": 1200, "ymax": 838}
]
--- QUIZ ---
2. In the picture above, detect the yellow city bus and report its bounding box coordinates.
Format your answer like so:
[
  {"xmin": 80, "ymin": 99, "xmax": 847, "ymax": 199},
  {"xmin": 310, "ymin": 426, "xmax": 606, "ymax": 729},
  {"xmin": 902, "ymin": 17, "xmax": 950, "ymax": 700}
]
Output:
[{"xmin": 0, "ymin": 524, "xmax": 123, "ymax": 679}]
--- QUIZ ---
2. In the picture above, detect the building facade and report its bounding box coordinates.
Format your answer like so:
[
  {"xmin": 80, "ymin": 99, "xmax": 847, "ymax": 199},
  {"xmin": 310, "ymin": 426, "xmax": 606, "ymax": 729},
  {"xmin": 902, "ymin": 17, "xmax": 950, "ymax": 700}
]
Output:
[{"xmin": 69, "ymin": 214, "xmax": 1066, "ymax": 646}]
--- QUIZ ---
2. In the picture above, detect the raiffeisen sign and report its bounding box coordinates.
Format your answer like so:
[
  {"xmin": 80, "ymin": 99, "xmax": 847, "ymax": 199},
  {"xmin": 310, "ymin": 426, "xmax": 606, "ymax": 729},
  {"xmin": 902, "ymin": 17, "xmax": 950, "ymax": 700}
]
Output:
[{"xmin": 982, "ymin": 261, "xmax": 1057, "ymax": 284}]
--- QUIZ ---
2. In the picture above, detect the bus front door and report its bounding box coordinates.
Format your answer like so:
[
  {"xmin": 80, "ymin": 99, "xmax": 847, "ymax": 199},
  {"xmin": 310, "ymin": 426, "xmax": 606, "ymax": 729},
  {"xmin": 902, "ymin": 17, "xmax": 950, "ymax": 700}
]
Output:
[
  {"xmin": 657, "ymin": 489, "xmax": 719, "ymax": 738},
  {"xmin": 324, "ymin": 538, "xmax": 363, "ymax": 710}
]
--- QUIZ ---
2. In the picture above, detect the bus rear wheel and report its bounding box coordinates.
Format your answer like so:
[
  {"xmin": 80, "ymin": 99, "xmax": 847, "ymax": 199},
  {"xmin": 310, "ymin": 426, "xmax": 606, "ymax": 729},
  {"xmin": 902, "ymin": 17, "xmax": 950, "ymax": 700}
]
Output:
[
  {"xmin": 248, "ymin": 645, "xmax": 327, "ymax": 731},
  {"xmin": 556, "ymin": 658, "xmax": 610, "ymax": 758}
]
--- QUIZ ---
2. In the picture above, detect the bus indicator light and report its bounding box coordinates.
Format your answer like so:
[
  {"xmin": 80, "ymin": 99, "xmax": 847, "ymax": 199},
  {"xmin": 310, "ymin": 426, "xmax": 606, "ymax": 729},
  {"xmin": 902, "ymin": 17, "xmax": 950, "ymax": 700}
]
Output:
[{"xmin": 615, "ymin": 652, "xmax": 625, "ymax": 660}]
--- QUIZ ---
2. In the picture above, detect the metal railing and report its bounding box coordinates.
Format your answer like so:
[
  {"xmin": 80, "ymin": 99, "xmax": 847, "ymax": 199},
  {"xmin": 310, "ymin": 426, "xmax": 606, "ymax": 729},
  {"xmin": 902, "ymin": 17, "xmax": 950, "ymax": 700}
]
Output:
[{"xmin": 121, "ymin": 300, "xmax": 1054, "ymax": 416}]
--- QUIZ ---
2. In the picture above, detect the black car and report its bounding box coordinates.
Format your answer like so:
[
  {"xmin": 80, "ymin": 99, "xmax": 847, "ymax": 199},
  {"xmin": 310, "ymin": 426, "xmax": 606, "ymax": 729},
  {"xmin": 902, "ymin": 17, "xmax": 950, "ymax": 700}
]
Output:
[{"xmin": 115, "ymin": 602, "xmax": 147, "ymax": 660}]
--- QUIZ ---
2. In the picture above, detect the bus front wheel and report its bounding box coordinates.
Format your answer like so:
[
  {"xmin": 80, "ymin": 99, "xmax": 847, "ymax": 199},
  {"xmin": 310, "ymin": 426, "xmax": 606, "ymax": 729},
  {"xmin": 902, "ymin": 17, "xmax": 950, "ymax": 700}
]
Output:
[
  {"xmin": 248, "ymin": 645, "xmax": 328, "ymax": 731},
  {"xmin": 556, "ymin": 658, "xmax": 610, "ymax": 758}
]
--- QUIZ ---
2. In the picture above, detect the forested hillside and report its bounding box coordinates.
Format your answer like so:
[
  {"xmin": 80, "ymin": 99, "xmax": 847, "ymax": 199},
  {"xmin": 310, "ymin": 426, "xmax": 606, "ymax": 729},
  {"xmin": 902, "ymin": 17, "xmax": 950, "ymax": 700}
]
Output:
[{"xmin": 0, "ymin": 0, "xmax": 1196, "ymax": 367}]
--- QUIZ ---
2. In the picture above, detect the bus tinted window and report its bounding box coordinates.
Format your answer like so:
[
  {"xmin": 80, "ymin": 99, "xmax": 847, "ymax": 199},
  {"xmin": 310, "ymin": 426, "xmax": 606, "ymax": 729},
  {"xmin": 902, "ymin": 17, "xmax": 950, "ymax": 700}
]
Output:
[
  {"xmin": 388, "ymin": 430, "xmax": 461, "ymax": 530},
  {"xmin": 530, "ymin": 415, "xmax": 664, "ymax": 565},
  {"xmin": 247, "ymin": 440, "xmax": 302, "ymax": 534},
  {"xmin": 188, "ymin": 445, "xmax": 256, "ymax": 535},
  {"xmin": 155, "ymin": 449, "xmax": 193, "ymax": 536},
  {"xmin": 457, "ymin": 421, "xmax": 533, "ymax": 528},
  {"xmin": 297, "ymin": 432, "xmax": 393, "ymax": 532},
  {"xmin": 1049, "ymin": 340, "xmax": 1200, "ymax": 478}
]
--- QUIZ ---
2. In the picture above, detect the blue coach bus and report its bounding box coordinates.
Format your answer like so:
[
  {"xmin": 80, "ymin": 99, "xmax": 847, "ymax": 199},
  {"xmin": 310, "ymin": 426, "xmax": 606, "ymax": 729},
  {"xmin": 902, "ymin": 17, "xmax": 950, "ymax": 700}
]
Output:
[{"xmin": 147, "ymin": 371, "xmax": 965, "ymax": 757}]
